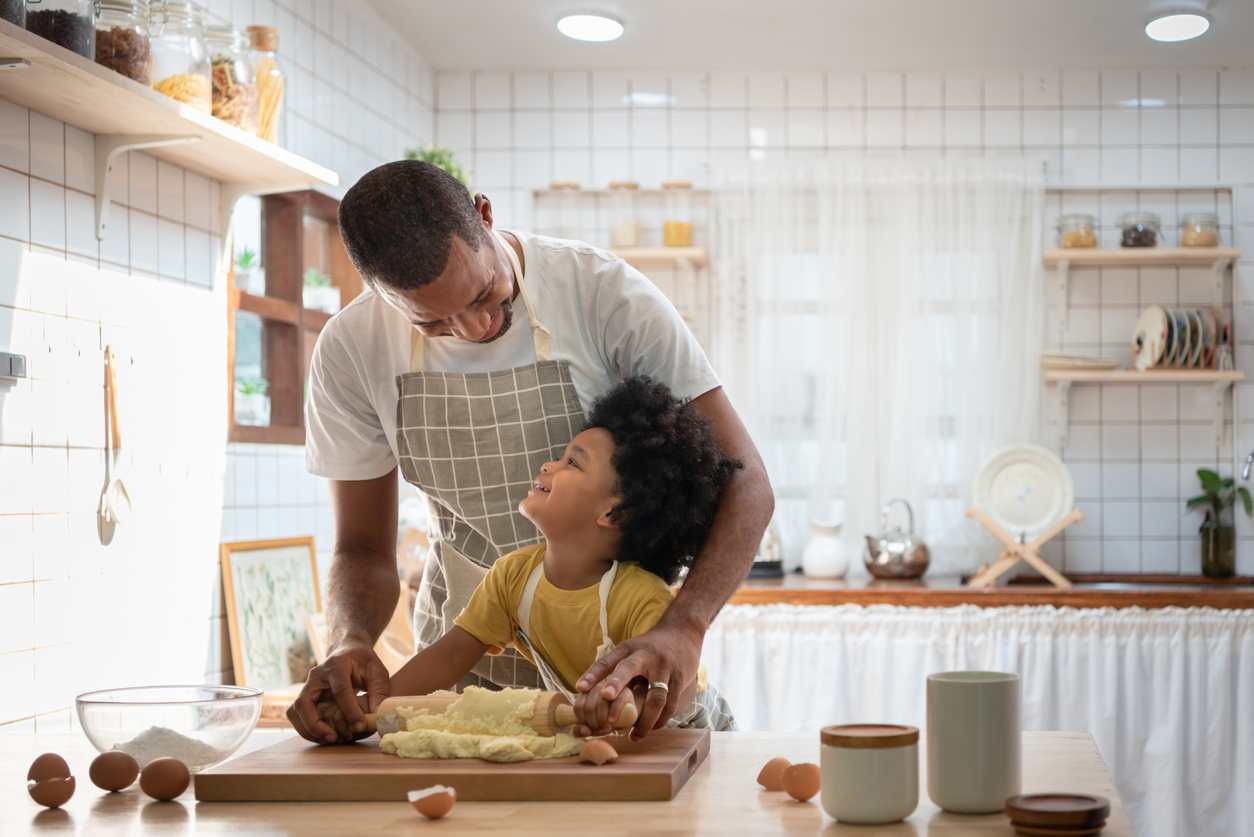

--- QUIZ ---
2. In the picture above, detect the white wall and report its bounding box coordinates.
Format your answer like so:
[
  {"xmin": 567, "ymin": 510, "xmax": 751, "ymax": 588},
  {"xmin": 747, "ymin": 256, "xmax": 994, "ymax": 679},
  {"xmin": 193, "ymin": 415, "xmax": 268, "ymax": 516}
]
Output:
[
  {"xmin": 0, "ymin": 0, "xmax": 433, "ymax": 731},
  {"xmin": 434, "ymin": 67, "xmax": 1254, "ymax": 575}
]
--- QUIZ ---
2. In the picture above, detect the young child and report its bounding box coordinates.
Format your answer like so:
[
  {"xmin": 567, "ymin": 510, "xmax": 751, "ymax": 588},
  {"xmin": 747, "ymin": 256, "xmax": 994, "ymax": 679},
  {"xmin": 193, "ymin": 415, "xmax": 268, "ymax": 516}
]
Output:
[{"xmin": 320, "ymin": 376, "xmax": 741, "ymax": 741}]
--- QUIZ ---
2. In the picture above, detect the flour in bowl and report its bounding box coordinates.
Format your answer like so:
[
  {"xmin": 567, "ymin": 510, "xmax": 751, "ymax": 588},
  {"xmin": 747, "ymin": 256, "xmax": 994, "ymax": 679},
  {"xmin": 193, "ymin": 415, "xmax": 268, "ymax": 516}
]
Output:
[{"xmin": 113, "ymin": 726, "xmax": 229, "ymax": 766}]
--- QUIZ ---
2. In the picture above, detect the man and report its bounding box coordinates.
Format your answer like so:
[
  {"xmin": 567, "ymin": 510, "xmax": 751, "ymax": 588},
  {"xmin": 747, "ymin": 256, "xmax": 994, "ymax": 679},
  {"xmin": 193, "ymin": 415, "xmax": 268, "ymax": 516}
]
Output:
[{"xmin": 287, "ymin": 160, "xmax": 773, "ymax": 744}]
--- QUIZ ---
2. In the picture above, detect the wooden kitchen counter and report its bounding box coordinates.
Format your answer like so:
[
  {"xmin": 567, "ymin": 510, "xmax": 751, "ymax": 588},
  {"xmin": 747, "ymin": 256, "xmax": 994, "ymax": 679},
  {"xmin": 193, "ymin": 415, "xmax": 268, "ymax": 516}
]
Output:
[
  {"xmin": 731, "ymin": 572, "xmax": 1254, "ymax": 609},
  {"xmin": 6, "ymin": 730, "xmax": 1135, "ymax": 835}
]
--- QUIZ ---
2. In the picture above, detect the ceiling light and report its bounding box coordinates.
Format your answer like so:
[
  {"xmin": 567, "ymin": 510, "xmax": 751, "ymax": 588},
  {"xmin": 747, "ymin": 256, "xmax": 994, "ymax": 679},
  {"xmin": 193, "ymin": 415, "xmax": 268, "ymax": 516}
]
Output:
[
  {"xmin": 558, "ymin": 14, "xmax": 624, "ymax": 42},
  {"xmin": 1145, "ymin": 12, "xmax": 1210, "ymax": 42}
]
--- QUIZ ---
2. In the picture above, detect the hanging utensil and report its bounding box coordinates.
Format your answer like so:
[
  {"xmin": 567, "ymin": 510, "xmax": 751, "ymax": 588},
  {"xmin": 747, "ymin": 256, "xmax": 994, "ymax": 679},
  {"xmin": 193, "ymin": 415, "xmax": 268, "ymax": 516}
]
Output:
[{"xmin": 103, "ymin": 345, "xmax": 131, "ymax": 524}]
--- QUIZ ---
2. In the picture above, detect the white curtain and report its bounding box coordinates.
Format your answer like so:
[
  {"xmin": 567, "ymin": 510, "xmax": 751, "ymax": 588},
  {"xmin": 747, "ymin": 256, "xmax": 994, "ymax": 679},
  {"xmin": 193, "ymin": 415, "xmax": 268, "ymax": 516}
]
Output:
[
  {"xmin": 703, "ymin": 604, "xmax": 1254, "ymax": 837},
  {"xmin": 710, "ymin": 158, "xmax": 1045, "ymax": 572}
]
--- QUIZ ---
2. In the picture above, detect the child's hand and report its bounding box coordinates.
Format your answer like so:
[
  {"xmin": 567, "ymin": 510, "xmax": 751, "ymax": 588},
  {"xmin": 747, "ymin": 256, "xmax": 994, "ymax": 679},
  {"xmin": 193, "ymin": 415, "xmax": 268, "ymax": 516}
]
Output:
[
  {"xmin": 314, "ymin": 694, "xmax": 370, "ymax": 744},
  {"xmin": 572, "ymin": 678, "xmax": 644, "ymax": 737}
]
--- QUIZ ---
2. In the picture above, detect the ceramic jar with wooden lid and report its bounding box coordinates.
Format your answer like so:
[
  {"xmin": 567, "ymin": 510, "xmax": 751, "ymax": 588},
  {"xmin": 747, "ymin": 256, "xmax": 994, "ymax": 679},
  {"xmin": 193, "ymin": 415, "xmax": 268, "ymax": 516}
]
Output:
[{"xmin": 819, "ymin": 724, "xmax": 919, "ymax": 824}]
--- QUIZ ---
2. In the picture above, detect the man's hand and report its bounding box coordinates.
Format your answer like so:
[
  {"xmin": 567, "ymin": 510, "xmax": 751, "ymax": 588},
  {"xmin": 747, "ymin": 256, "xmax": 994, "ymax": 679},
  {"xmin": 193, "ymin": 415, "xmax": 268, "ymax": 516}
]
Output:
[
  {"xmin": 287, "ymin": 641, "xmax": 391, "ymax": 744},
  {"xmin": 576, "ymin": 618, "xmax": 703, "ymax": 742}
]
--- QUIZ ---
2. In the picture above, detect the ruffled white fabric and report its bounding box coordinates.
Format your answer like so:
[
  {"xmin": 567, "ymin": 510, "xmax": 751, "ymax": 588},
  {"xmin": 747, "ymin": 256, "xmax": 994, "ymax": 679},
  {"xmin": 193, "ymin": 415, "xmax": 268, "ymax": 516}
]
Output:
[{"xmin": 704, "ymin": 603, "xmax": 1254, "ymax": 837}]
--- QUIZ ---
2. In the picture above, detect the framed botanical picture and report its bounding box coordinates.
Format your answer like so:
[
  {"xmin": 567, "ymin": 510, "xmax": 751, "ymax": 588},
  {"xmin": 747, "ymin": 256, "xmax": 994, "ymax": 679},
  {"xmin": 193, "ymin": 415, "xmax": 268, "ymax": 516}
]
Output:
[{"xmin": 220, "ymin": 537, "xmax": 322, "ymax": 691}]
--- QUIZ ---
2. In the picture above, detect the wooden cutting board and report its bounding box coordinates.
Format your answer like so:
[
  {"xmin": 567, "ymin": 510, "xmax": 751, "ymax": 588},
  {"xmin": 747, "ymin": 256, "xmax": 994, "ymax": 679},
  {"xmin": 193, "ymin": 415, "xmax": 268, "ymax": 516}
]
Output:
[{"xmin": 195, "ymin": 729, "xmax": 710, "ymax": 802}]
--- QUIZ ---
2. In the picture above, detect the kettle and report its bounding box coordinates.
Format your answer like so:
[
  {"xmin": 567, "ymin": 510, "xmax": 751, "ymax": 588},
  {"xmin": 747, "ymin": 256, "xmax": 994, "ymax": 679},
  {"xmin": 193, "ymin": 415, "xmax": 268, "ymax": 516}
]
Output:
[{"xmin": 864, "ymin": 498, "xmax": 930, "ymax": 579}]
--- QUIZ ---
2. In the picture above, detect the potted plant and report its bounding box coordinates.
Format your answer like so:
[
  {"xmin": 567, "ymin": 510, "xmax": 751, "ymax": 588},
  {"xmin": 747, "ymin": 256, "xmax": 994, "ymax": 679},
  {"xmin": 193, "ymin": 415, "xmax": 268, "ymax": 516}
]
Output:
[
  {"xmin": 234, "ymin": 246, "xmax": 265, "ymax": 296},
  {"xmin": 403, "ymin": 145, "xmax": 471, "ymax": 191},
  {"xmin": 1186, "ymin": 469, "xmax": 1252, "ymax": 578},
  {"xmin": 302, "ymin": 268, "xmax": 341, "ymax": 314},
  {"xmin": 234, "ymin": 376, "xmax": 270, "ymax": 427}
]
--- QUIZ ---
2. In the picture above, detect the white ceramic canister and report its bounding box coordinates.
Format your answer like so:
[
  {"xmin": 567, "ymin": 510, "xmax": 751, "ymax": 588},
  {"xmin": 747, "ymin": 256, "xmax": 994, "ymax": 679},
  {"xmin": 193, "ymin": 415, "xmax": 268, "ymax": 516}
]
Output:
[
  {"xmin": 820, "ymin": 724, "xmax": 919, "ymax": 824},
  {"xmin": 926, "ymin": 671, "xmax": 1022, "ymax": 813},
  {"xmin": 802, "ymin": 520, "xmax": 849, "ymax": 578}
]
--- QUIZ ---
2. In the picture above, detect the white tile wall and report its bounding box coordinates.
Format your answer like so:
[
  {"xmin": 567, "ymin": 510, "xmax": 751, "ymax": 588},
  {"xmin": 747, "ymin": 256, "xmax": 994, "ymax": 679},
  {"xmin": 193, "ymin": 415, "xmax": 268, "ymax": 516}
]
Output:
[
  {"xmin": 436, "ymin": 67, "xmax": 1254, "ymax": 576},
  {"xmin": 0, "ymin": 0, "xmax": 433, "ymax": 729}
]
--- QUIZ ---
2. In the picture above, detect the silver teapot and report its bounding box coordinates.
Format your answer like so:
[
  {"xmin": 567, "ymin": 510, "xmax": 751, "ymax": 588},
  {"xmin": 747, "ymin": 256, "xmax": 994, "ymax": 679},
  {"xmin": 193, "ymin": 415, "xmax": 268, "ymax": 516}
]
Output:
[{"xmin": 864, "ymin": 498, "xmax": 930, "ymax": 579}]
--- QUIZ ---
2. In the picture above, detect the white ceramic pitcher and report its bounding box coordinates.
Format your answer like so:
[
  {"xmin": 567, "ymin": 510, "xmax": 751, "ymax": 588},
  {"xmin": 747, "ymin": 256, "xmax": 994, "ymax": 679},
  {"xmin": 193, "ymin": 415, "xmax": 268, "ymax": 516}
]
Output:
[{"xmin": 802, "ymin": 520, "xmax": 849, "ymax": 578}]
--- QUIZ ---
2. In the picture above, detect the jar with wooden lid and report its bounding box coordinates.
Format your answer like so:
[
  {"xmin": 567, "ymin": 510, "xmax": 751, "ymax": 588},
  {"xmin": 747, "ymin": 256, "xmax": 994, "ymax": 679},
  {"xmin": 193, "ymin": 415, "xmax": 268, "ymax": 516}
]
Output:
[
  {"xmin": 150, "ymin": 0, "xmax": 209, "ymax": 112},
  {"xmin": 663, "ymin": 180, "xmax": 693, "ymax": 247},
  {"xmin": 1057, "ymin": 213, "xmax": 1096, "ymax": 249},
  {"xmin": 205, "ymin": 25, "xmax": 256, "ymax": 132},
  {"xmin": 26, "ymin": 0, "xmax": 95, "ymax": 58},
  {"xmin": 1181, "ymin": 212, "xmax": 1219, "ymax": 247},
  {"xmin": 1120, "ymin": 212, "xmax": 1160, "ymax": 248},
  {"xmin": 608, "ymin": 181, "xmax": 639, "ymax": 248},
  {"xmin": 549, "ymin": 181, "xmax": 581, "ymax": 240},
  {"xmin": 95, "ymin": 0, "xmax": 152, "ymax": 85},
  {"xmin": 247, "ymin": 26, "xmax": 284, "ymax": 144},
  {"xmin": 820, "ymin": 724, "xmax": 919, "ymax": 824}
]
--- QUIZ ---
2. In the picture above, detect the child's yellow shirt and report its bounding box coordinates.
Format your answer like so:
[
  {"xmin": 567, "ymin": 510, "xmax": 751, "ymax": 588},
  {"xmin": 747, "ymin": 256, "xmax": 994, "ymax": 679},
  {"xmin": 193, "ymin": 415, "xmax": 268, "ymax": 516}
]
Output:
[{"xmin": 453, "ymin": 544, "xmax": 673, "ymax": 692}]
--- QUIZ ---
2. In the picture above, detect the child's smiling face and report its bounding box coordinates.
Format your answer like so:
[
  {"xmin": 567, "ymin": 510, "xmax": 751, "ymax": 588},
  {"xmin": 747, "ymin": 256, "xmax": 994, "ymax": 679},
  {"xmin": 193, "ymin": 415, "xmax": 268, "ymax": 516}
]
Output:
[{"xmin": 518, "ymin": 428, "xmax": 620, "ymax": 540}]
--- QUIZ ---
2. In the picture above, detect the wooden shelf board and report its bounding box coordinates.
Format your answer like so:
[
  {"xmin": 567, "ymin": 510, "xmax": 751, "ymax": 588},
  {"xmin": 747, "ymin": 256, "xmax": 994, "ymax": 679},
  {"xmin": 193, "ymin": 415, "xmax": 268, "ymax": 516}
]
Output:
[
  {"xmin": 612, "ymin": 247, "xmax": 709, "ymax": 266},
  {"xmin": 1044, "ymin": 369, "xmax": 1244, "ymax": 383},
  {"xmin": 0, "ymin": 19, "xmax": 336, "ymax": 189},
  {"xmin": 1043, "ymin": 248, "xmax": 1242, "ymax": 267}
]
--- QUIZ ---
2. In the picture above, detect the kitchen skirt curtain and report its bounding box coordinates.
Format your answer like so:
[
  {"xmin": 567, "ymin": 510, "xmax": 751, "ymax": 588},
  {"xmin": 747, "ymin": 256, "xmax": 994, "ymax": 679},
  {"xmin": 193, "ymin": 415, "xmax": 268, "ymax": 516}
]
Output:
[{"xmin": 702, "ymin": 603, "xmax": 1254, "ymax": 837}]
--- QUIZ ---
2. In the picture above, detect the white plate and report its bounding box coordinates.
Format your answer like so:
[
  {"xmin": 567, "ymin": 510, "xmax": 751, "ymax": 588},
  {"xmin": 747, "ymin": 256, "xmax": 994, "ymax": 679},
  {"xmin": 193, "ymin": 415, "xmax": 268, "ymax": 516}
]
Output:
[{"xmin": 972, "ymin": 444, "xmax": 1074, "ymax": 540}]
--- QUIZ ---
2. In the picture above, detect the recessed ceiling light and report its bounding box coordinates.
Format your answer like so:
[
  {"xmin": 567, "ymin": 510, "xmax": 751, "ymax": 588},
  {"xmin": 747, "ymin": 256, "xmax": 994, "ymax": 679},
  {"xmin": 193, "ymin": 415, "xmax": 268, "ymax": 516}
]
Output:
[
  {"xmin": 558, "ymin": 14, "xmax": 624, "ymax": 42},
  {"xmin": 1145, "ymin": 12, "xmax": 1210, "ymax": 42}
]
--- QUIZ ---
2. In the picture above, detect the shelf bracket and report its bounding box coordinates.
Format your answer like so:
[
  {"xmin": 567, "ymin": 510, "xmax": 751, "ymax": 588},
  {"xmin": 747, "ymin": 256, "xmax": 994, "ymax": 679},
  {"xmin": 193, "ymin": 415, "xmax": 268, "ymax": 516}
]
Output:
[
  {"xmin": 95, "ymin": 134, "xmax": 201, "ymax": 240},
  {"xmin": 1054, "ymin": 380, "xmax": 1072, "ymax": 450},
  {"xmin": 1214, "ymin": 380, "xmax": 1234, "ymax": 450},
  {"xmin": 218, "ymin": 182, "xmax": 320, "ymax": 270},
  {"xmin": 1055, "ymin": 258, "xmax": 1070, "ymax": 341},
  {"xmin": 1213, "ymin": 258, "xmax": 1232, "ymax": 307}
]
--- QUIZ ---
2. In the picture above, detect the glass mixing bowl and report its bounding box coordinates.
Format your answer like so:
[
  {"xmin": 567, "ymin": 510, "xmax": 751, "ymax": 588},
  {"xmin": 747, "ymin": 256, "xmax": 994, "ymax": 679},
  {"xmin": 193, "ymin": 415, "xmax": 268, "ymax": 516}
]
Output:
[{"xmin": 75, "ymin": 685, "xmax": 263, "ymax": 773}]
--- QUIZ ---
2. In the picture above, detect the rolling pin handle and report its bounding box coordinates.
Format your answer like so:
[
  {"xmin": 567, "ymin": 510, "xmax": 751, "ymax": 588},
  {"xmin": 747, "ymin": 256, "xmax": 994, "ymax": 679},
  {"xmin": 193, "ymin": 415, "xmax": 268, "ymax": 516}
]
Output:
[{"xmin": 553, "ymin": 700, "xmax": 638, "ymax": 731}]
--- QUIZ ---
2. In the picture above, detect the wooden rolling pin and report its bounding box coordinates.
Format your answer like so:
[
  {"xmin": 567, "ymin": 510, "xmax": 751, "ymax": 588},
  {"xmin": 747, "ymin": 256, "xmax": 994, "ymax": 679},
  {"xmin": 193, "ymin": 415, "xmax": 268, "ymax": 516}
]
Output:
[{"xmin": 365, "ymin": 691, "xmax": 638, "ymax": 737}]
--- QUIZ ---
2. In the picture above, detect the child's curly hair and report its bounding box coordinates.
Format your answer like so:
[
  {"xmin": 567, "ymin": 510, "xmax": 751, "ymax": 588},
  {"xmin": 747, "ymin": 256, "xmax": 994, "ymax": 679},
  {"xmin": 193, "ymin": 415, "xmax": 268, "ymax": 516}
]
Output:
[{"xmin": 586, "ymin": 377, "xmax": 743, "ymax": 584}]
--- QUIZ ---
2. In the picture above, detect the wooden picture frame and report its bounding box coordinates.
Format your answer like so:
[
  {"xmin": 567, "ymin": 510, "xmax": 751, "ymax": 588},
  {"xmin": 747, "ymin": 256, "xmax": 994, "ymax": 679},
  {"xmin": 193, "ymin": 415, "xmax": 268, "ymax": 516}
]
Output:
[{"xmin": 220, "ymin": 537, "xmax": 322, "ymax": 691}]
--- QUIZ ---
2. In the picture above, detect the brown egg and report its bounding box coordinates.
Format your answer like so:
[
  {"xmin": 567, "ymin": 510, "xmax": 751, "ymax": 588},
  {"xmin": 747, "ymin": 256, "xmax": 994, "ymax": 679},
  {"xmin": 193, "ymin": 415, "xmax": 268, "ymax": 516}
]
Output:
[
  {"xmin": 782, "ymin": 762, "xmax": 820, "ymax": 802},
  {"xmin": 139, "ymin": 757, "xmax": 190, "ymax": 801},
  {"xmin": 579, "ymin": 739, "xmax": 619, "ymax": 766},
  {"xmin": 27, "ymin": 776, "xmax": 75, "ymax": 808},
  {"xmin": 90, "ymin": 750, "xmax": 140, "ymax": 792},
  {"xmin": 27, "ymin": 753, "xmax": 72, "ymax": 783},
  {"xmin": 757, "ymin": 756, "xmax": 791, "ymax": 791},
  {"xmin": 408, "ymin": 785, "xmax": 456, "ymax": 819}
]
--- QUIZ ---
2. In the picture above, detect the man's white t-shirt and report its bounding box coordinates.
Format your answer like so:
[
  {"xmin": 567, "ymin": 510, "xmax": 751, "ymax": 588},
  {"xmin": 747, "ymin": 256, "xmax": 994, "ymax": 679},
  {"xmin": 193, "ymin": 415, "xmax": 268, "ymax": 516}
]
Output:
[{"xmin": 305, "ymin": 231, "xmax": 722, "ymax": 481}]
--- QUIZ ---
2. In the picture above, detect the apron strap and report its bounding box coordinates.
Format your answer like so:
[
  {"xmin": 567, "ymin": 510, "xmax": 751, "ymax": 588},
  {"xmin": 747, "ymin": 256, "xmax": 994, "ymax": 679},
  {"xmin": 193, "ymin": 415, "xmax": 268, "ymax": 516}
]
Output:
[
  {"xmin": 408, "ymin": 229, "xmax": 551, "ymax": 373},
  {"xmin": 516, "ymin": 560, "xmax": 619, "ymax": 660},
  {"xmin": 593, "ymin": 561, "xmax": 618, "ymax": 659},
  {"xmin": 516, "ymin": 563, "xmax": 545, "ymax": 636}
]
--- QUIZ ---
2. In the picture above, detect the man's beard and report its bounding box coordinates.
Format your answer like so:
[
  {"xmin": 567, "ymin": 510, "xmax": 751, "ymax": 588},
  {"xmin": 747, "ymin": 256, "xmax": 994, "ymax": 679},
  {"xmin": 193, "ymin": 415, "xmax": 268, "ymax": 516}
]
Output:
[{"xmin": 477, "ymin": 300, "xmax": 514, "ymax": 344}]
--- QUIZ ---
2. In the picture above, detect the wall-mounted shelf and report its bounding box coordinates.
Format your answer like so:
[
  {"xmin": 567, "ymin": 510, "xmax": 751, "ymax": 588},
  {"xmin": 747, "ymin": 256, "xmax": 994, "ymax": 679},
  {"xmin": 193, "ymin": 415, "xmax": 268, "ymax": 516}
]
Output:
[
  {"xmin": 0, "ymin": 19, "xmax": 336, "ymax": 253},
  {"xmin": 1045, "ymin": 248, "xmax": 1242, "ymax": 338},
  {"xmin": 612, "ymin": 247, "xmax": 708, "ymax": 267},
  {"xmin": 1047, "ymin": 369, "xmax": 1244, "ymax": 450}
]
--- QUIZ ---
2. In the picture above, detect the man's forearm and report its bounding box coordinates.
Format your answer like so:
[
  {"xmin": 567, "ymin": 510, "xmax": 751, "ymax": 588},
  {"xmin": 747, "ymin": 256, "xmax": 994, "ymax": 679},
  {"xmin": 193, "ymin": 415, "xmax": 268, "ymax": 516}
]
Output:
[{"xmin": 325, "ymin": 548, "xmax": 400, "ymax": 649}]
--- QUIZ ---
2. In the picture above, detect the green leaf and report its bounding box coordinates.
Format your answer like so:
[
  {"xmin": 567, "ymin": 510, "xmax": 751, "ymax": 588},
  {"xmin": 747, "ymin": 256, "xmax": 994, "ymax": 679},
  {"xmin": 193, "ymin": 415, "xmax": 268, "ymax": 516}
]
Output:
[
  {"xmin": 1198, "ymin": 469, "xmax": 1223, "ymax": 491},
  {"xmin": 403, "ymin": 145, "xmax": 472, "ymax": 192},
  {"xmin": 1239, "ymin": 487, "xmax": 1253, "ymax": 517},
  {"xmin": 1222, "ymin": 478, "xmax": 1235, "ymax": 488},
  {"xmin": 1186, "ymin": 496, "xmax": 1213, "ymax": 513}
]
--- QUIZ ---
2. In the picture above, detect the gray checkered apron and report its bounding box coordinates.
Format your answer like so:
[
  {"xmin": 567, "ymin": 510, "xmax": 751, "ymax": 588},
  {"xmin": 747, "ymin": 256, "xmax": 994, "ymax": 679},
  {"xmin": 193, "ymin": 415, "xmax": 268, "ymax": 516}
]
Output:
[{"xmin": 396, "ymin": 230, "xmax": 585, "ymax": 690}]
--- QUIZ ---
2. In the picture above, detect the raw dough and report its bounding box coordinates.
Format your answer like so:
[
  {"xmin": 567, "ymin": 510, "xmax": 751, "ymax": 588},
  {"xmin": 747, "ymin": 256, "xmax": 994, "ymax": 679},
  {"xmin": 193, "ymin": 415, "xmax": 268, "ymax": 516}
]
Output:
[{"xmin": 380, "ymin": 687, "xmax": 582, "ymax": 764}]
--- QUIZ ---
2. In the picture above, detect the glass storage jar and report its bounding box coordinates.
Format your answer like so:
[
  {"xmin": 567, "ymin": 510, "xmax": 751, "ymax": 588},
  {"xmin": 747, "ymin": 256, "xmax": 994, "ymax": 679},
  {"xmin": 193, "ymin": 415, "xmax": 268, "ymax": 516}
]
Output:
[
  {"xmin": 95, "ymin": 0, "xmax": 151, "ymax": 86},
  {"xmin": 663, "ymin": 180, "xmax": 693, "ymax": 247},
  {"xmin": 549, "ymin": 181, "xmax": 581, "ymax": 239},
  {"xmin": 205, "ymin": 25, "xmax": 255, "ymax": 132},
  {"xmin": 1057, "ymin": 213, "xmax": 1096, "ymax": 248},
  {"xmin": 2, "ymin": 0, "xmax": 25, "ymax": 28},
  {"xmin": 150, "ymin": 0, "xmax": 209, "ymax": 112},
  {"xmin": 608, "ymin": 181, "xmax": 640, "ymax": 249},
  {"xmin": 1181, "ymin": 212, "xmax": 1219, "ymax": 247},
  {"xmin": 26, "ymin": 0, "xmax": 95, "ymax": 58},
  {"xmin": 247, "ymin": 25, "xmax": 284, "ymax": 144},
  {"xmin": 1120, "ymin": 212, "xmax": 1160, "ymax": 247}
]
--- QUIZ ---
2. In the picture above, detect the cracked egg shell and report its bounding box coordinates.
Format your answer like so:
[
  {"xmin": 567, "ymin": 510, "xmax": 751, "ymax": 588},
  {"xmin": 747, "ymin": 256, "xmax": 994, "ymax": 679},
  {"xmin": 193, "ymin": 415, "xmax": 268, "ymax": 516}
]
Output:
[
  {"xmin": 409, "ymin": 785, "xmax": 456, "ymax": 819},
  {"xmin": 579, "ymin": 739, "xmax": 619, "ymax": 766},
  {"xmin": 757, "ymin": 757, "xmax": 791, "ymax": 791},
  {"xmin": 139, "ymin": 757, "xmax": 190, "ymax": 801},
  {"xmin": 27, "ymin": 753, "xmax": 71, "ymax": 784},
  {"xmin": 782, "ymin": 762, "xmax": 820, "ymax": 802},
  {"xmin": 28, "ymin": 776, "xmax": 76, "ymax": 808},
  {"xmin": 90, "ymin": 750, "xmax": 140, "ymax": 792}
]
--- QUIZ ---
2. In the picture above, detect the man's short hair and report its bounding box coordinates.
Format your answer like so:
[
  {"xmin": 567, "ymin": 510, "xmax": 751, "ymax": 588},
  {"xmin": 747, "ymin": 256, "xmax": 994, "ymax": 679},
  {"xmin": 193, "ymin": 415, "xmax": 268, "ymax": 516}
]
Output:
[{"xmin": 337, "ymin": 160, "xmax": 486, "ymax": 291}]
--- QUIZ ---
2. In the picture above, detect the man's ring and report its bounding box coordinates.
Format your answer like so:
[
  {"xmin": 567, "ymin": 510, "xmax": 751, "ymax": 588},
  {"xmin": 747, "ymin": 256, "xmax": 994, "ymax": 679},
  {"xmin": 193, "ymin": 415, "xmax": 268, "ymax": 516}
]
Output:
[{"xmin": 649, "ymin": 681, "xmax": 669, "ymax": 693}]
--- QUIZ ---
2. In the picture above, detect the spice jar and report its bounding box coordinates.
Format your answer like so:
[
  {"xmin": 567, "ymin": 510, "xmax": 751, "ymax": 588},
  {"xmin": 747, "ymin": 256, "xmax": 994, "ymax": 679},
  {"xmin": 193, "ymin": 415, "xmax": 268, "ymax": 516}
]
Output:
[
  {"xmin": 247, "ymin": 26, "xmax": 285, "ymax": 144},
  {"xmin": 26, "ymin": 0, "xmax": 95, "ymax": 58},
  {"xmin": 2, "ymin": 0, "xmax": 25, "ymax": 28},
  {"xmin": 820, "ymin": 725, "xmax": 919, "ymax": 824},
  {"xmin": 663, "ymin": 180, "xmax": 693, "ymax": 247},
  {"xmin": 95, "ymin": 0, "xmax": 151, "ymax": 86},
  {"xmin": 1057, "ymin": 213, "xmax": 1096, "ymax": 249},
  {"xmin": 205, "ymin": 25, "xmax": 256, "ymax": 132},
  {"xmin": 1181, "ymin": 212, "xmax": 1219, "ymax": 247},
  {"xmin": 1120, "ymin": 212, "xmax": 1160, "ymax": 248},
  {"xmin": 608, "ymin": 181, "xmax": 639, "ymax": 249},
  {"xmin": 549, "ymin": 181, "xmax": 581, "ymax": 239},
  {"xmin": 149, "ymin": 0, "xmax": 209, "ymax": 112}
]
